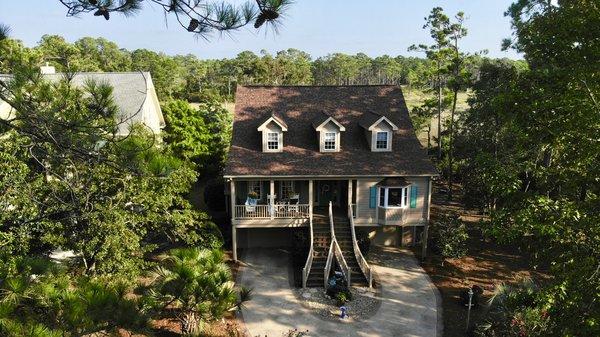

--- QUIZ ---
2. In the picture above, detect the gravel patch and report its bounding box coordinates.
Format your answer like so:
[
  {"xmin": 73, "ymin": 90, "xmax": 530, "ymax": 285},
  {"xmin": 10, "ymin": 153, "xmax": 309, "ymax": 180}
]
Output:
[{"xmin": 292, "ymin": 286, "xmax": 381, "ymax": 322}]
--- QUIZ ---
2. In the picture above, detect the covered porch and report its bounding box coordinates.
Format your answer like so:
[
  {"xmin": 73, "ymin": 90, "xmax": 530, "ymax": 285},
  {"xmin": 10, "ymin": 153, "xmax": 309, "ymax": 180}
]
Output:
[{"xmin": 228, "ymin": 178, "xmax": 358, "ymax": 260}]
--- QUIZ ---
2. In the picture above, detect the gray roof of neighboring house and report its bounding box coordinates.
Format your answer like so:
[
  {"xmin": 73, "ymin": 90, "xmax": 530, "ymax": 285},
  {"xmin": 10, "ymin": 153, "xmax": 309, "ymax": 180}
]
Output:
[{"xmin": 0, "ymin": 72, "xmax": 164, "ymax": 135}]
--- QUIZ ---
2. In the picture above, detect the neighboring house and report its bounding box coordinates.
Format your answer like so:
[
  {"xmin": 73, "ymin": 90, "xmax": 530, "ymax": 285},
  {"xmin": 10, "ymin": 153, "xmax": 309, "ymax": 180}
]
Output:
[
  {"xmin": 224, "ymin": 85, "xmax": 437, "ymax": 287},
  {"xmin": 0, "ymin": 66, "xmax": 165, "ymax": 136}
]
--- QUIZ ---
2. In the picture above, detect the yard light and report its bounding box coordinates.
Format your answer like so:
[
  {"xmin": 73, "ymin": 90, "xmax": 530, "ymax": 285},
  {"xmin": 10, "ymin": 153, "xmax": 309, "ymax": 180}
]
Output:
[{"xmin": 466, "ymin": 288, "xmax": 474, "ymax": 331}]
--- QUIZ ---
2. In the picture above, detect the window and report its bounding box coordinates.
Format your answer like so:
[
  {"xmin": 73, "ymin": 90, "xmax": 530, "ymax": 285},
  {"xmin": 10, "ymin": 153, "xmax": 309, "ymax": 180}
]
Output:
[
  {"xmin": 280, "ymin": 181, "xmax": 295, "ymax": 200},
  {"xmin": 267, "ymin": 132, "xmax": 279, "ymax": 150},
  {"xmin": 376, "ymin": 131, "xmax": 389, "ymax": 149},
  {"xmin": 378, "ymin": 186, "xmax": 409, "ymax": 208},
  {"xmin": 324, "ymin": 132, "xmax": 336, "ymax": 150},
  {"xmin": 248, "ymin": 181, "xmax": 263, "ymax": 199}
]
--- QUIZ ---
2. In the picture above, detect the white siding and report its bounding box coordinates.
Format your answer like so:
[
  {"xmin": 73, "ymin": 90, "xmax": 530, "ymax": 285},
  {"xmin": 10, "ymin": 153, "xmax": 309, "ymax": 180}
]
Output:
[{"xmin": 355, "ymin": 176, "xmax": 430, "ymax": 226}]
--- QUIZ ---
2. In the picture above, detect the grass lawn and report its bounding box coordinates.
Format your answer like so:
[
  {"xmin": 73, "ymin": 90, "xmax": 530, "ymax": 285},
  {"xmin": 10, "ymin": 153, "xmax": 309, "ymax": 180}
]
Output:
[{"xmin": 414, "ymin": 181, "xmax": 549, "ymax": 337}]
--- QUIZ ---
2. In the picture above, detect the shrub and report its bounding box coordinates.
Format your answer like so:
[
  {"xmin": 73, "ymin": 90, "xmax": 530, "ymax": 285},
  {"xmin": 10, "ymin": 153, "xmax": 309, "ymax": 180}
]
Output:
[
  {"xmin": 474, "ymin": 280, "xmax": 553, "ymax": 337},
  {"xmin": 431, "ymin": 212, "xmax": 469, "ymax": 260},
  {"xmin": 149, "ymin": 248, "xmax": 250, "ymax": 336}
]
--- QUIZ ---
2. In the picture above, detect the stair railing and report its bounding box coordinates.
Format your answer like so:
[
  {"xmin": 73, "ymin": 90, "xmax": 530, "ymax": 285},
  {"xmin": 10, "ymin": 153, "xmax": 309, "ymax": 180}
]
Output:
[
  {"xmin": 302, "ymin": 216, "xmax": 315, "ymax": 288},
  {"xmin": 323, "ymin": 202, "xmax": 351, "ymax": 288},
  {"xmin": 348, "ymin": 204, "xmax": 373, "ymax": 288}
]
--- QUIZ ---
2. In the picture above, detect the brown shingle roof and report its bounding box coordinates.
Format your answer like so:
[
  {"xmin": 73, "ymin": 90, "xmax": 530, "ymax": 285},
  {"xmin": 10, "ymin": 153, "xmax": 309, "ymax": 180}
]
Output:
[{"xmin": 224, "ymin": 85, "xmax": 437, "ymax": 177}]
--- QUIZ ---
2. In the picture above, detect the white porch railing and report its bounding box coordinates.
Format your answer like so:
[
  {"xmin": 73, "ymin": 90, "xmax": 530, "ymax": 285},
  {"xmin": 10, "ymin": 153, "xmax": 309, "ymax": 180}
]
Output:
[
  {"xmin": 349, "ymin": 204, "xmax": 373, "ymax": 288},
  {"xmin": 234, "ymin": 204, "xmax": 309, "ymax": 219},
  {"xmin": 350, "ymin": 203, "xmax": 357, "ymax": 218},
  {"xmin": 302, "ymin": 216, "xmax": 314, "ymax": 288}
]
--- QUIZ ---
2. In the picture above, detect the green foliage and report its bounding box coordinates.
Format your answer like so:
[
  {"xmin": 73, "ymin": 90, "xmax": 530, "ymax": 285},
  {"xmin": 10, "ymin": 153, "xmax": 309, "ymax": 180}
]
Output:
[
  {"xmin": 57, "ymin": 0, "xmax": 290, "ymax": 37},
  {"xmin": 149, "ymin": 247, "xmax": 249, "ymax": 335},
  {"xmin": 458, "ymin": 1, "xmax": 600, "ymax": 334},
  {"xmin": 0, "ymin": 258, "xmax": 148, "ymax": 336},
  {"xmin": 474, "ymin": 280, "xmax": 553, "ymax": 337},
  {"xmin": 431, "ymin": 212, "xmax": 468, "ymax": 259},
  {"xmin": 0, "ymin": 47, "xmax": 218, "ymax": 278},
  {"xmin": 162, "ymin": 98, "xmax": 232, "ymax": 174}
]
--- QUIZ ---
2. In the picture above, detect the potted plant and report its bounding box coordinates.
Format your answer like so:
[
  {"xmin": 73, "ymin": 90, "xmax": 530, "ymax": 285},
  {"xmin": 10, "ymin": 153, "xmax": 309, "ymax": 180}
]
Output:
[{"xmin": 247, "ymin": 191, "xmax": 259, "ymax": 201}]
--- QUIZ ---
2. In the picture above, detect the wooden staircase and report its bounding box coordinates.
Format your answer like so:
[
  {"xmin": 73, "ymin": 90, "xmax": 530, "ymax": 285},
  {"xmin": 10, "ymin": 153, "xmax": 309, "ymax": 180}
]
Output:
[
  {"xmin": 305, "ymin": 212, "xmax": 330, "ymax": 287},
  {"xmin": 303, "ymin": 205, "xmax": 371, "ymax": 288},
  {"xmin": 332, "ymin": 215, "xmax": 369, "ymax": 286}
]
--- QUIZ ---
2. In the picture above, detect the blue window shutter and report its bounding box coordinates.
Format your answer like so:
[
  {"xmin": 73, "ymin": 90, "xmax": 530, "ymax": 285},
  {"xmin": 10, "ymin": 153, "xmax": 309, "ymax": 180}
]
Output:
[
  {"xmin": 369, "ymin": 186, "xmax": 377, "ymax": 208},
  {"xmin": 410, "ymin": 185, "xmax": 418, "ymax": 208}
]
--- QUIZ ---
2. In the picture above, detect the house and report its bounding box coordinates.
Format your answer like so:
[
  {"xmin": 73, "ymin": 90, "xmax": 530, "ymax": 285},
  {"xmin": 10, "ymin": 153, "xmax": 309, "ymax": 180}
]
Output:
[
  {"xmin": 224, "ymin": 85, "xmax": 437, "ymax": 287},
  {"xmin": 0, "ymin": 66, "xmax": 165, "ymax": 136}
]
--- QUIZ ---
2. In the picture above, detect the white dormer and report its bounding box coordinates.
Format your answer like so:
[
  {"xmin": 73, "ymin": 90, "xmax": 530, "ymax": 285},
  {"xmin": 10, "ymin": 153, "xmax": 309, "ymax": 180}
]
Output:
[
  {"xmin": 313, "ymin": 116, "xmax": 345, "ymax": 152},
  {"xmin": 257, "ymin": 115, "xmax": 288, "ymax": 152},
  {"xmin": 359, "ymin": 115, "xmax": 398, "ymax": 152}
]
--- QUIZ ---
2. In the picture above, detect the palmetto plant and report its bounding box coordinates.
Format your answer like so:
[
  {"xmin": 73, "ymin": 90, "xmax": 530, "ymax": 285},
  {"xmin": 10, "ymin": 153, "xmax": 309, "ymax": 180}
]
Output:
[
  {"xmin": 0, "ymin": 258, "xmax": 148, "ymax": 337},
  {"xmin": 150, "ymin": 247, "xmax": 251, "ymax": 336}
]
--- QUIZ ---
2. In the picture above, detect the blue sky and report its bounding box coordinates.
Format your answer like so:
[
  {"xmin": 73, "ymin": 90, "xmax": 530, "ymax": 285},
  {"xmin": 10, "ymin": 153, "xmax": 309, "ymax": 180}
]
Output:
[{"xmin": 0, "ymin": 1, "xmax": 520, "ymax": 60}]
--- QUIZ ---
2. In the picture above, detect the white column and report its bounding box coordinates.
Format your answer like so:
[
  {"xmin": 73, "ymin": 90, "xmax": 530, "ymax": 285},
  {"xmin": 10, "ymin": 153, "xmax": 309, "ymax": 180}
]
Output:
[
  {"xmin": 309, "ymin": 180, "xmax": 313, "ymax": 219},
  {"xmin": 270, "ymin": 180, "xmax": 275, "ymax": 220},
  {"xmin": 230, "ymin": 179, "xmax": 237, "ymax": 261},
  {"xmin": 348, "ymin": 179, "xmax": 353, "ymax": 215}
]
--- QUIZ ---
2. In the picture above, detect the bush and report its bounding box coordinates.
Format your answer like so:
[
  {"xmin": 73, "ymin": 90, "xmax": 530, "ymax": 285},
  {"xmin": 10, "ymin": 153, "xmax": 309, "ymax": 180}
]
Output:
[
  {"xmin": 149, "ymin": 248, "xmax": 249, "ymax": 336},
  {"xmin": 473, "ymin": 280, "xmax": 553, "ymax": 337},
  {"xmin": 0, "ymin": 258, "xmax": 148, "ymax": 336},
  {"xmin": 430, "ymin": 212, "xmax": 469, "ymax": 259}
]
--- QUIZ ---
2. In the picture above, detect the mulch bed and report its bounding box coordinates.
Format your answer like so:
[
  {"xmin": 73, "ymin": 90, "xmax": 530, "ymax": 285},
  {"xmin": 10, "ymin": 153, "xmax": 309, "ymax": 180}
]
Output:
[{"xmin": 414, "ymin": 182, "xmax": 549, "ymax": 337}]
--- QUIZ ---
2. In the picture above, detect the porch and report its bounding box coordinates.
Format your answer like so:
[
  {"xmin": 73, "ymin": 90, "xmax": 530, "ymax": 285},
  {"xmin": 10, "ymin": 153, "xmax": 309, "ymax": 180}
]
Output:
[{"xmin": 229, "ymin": 179, "xmax": 357, "ymax": 224}]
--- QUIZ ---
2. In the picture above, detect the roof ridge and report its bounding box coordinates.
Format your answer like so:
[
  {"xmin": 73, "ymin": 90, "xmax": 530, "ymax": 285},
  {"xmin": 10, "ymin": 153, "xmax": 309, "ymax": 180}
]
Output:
[{"xmin": 239, "ymin": 84, "xmax": 397, "ymax": 88}]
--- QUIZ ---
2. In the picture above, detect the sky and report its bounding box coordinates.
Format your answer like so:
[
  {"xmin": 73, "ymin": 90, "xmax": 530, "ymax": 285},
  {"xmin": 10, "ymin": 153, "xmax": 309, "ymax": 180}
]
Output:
[{"xmin": 0, "ymin": 1, "xmax": 520, "ymax": 60}]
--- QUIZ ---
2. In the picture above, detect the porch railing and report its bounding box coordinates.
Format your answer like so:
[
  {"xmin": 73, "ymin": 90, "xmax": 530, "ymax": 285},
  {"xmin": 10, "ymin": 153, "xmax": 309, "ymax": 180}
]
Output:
[
  {"xmin": 234, "ymin": 204, "xmax": 309, "ymax": 219},
  {"xmin": 349, "ymin": 205, "xmax": 373, "ymax": 288},
  {"xmin": 302, "ymin": 216, "xmax": 314, "ymax": 288}
]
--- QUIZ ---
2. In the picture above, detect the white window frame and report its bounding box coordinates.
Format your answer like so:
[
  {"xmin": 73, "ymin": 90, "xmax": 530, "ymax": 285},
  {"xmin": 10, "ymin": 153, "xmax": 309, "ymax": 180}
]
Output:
[
  {"xmin": 375, "ymin": 131, "xmax": 389, "ymax": 150},
  {"xmin": 378, "ymin": 186, "xmax": 409, "ymax": 208},
  {"xmin": 266, "ymin": 132, "xmax": 280, "ymax": 151},
  {"xmin": 248, "ymin": 181, "xmax": 263, "ymax": 200},
  {"xmin": 323, "ymin": 132, "xmax": 337, "ymax": 151},
  {"xmin": 279, "ymin": 181, "xmax": 295, "ymax": 200}
]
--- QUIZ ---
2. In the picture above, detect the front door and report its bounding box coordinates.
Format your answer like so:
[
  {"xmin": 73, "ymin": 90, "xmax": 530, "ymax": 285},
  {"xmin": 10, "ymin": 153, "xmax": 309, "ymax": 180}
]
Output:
[{"xmin": 317, "ymin": 180, "xmax": 339, "ymax": 206}]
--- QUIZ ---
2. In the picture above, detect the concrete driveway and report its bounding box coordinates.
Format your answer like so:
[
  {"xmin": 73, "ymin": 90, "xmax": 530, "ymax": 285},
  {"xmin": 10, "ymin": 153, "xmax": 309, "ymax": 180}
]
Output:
[{"xmin": 237, "ymin": 247, "xmax": 441, "ymax": 337}]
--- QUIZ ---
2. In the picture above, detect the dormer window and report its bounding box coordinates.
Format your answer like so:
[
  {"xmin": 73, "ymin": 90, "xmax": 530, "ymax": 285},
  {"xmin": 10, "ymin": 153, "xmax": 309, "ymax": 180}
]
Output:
[
  {"xmin": 257, "ymin": 114, "xmax": 287, "ymax": 153},
  {"xmin": 359, "ymin": 113, "xmax": 398, "ymax": 152},
  {"xmin": 267, "ymin": 132, "xmax": 280, "ymax": 150},
  {"xmin": 313, "ymin": 114, "xmax": 345, "ymax": 153},
  {"xmin": 324, "ymin": 132, "xmax": 337, "ymax": 151},
  {"xmin": 376, "ymin": 131, "xmax": 389, "ymax": 150}
]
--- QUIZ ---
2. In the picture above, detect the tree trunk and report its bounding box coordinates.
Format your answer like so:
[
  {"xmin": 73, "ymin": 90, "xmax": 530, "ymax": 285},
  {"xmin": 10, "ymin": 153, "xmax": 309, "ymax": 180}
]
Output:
[
  {"xmin": 437, "ymin": 75, "xmax": 443, "ymax": 160},
  {"xmin": 447, "ymin": 88, "xmax": 458, "ymax": 201},
  {"xmin": 181, "ymin": 311, "xmax": 201, "ymax": 336}
]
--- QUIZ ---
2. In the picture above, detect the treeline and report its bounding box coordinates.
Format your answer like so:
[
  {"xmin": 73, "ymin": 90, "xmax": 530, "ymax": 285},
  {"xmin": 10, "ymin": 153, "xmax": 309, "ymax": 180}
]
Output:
[{"xmin": 2, "ymin": 34, "xmax": 522, "ymax": 102}]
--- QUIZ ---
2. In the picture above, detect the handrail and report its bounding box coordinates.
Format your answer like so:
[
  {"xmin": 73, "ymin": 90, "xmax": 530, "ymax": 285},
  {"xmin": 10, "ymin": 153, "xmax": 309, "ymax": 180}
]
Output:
[
  {"xmin": 324, "ymin": 240, "xmax": 335, "ymax": 288},
  {"xmin": 323, "ymin": 202, "xmax": 351, "ymax": 287},
  {"xmin": 302, "ymin": 216, "xmax": 314, "ymax": 288},
  {"xmin": 349, "ymin": 204, "xmax": 373, "ymax": 288},
  {"xmin": 333, "ymin": 237, "xmax": 352, "ymax": 287}
]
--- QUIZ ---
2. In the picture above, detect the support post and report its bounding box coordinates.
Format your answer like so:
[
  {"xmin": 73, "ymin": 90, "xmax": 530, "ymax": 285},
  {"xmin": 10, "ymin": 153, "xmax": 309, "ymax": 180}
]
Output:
[
  {"xmin": 421, "ymin": 176, "xmax": 433, "ymax": 259},
  {"xmin": 270, "ymin": 180, "xmax": 275, "ymax": 220},
  {"xmin": 309, "ymin": 180, "xmax": 313, "ymax": 219},
  {"xmin": 230, "ymin": 179, "xmax": 237, "ymax": 261},
  {"xmin": 348, "ymin": 179, "xmax": 353, "ymax": 213}
]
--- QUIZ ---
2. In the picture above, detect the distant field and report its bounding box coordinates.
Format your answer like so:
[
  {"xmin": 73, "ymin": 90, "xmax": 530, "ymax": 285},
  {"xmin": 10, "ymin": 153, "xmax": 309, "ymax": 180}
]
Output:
[
  {"xmin": 220, "ymin": 87, "xmax": 470, "ymax": 147},
  {"xmin": 401, "ymin": 86, "xmax": 470, "ymax": 147}
]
